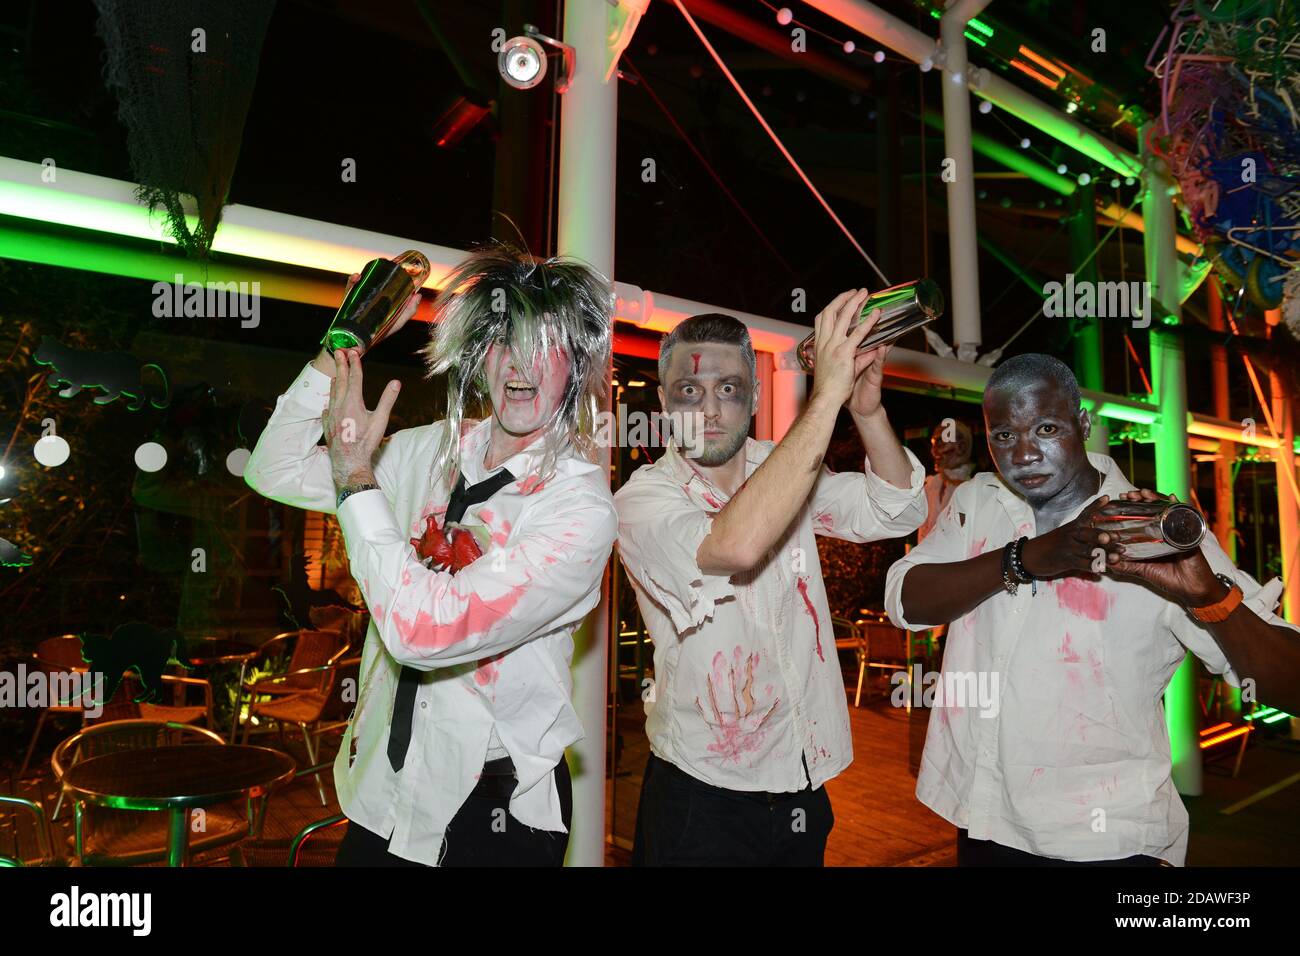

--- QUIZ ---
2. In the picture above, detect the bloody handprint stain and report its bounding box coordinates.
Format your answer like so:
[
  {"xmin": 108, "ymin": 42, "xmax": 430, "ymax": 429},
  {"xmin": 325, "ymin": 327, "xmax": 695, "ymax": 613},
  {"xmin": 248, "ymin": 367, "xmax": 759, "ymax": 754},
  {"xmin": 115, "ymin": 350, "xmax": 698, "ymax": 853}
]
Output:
[{"xmin": 696, "ymin": 647, "xmax": 779, "ymax": 764}]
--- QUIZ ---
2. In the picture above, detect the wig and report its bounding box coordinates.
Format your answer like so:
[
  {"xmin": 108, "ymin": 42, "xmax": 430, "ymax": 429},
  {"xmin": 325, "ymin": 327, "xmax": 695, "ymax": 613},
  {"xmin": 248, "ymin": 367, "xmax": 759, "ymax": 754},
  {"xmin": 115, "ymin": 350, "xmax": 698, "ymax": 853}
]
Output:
[{"xmin": 419, "ymin": 242, "xmax": 613, "ymax": 489}]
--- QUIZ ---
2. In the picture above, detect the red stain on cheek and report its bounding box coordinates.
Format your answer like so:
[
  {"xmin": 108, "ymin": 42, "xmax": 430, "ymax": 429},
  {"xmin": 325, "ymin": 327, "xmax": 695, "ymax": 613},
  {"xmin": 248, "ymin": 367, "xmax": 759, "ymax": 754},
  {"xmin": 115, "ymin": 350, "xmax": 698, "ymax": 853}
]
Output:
[
  {"xmin": 795, "ymin": 576, "xmax": 824, "ymax": 662},
  {"xmin": 691, "ymin": 352, "xmax": 701, "ymax": 373}
]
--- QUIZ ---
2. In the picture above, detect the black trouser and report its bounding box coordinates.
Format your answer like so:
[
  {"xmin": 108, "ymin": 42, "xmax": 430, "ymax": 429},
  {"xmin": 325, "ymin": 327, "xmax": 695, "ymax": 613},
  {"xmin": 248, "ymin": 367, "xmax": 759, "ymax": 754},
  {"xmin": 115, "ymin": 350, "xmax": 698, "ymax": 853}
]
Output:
[
  {"xmin": 631, "ymin": 753, "xmax": 834, "ymax": 867},
  {"xmin": 956, "ymin": 829, "xmax": 1164, "ymax": 867},
  {"xmin": 334, "ymin": 758, "xmax": 573, "ymax": 867}
]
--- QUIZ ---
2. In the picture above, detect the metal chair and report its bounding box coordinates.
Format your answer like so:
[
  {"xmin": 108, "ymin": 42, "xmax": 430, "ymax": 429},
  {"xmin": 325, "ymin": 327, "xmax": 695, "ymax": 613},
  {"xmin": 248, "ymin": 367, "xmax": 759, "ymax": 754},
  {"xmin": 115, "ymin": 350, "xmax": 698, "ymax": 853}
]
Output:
[
  {"xmin": 243, "ymin": 656, "xmax": 359, "ymax": 806},
  {"xmin": 831, "ymin": 617, "xmax": 867, "ymax": 707},
  {"xmin": 18, "ymin": 635, "xmax": 89, "ymax": 778},
  {"xmin": 0, "ymin": 795, "xmax": 56, "ymax": 866},
  {"xmin": 230, "ymin": 629, "xmax": 345, "ymax": 742},
  {"xmin": 51, "ymin": 720, "xmax": 251, "ymax": 866},
  {"xmin": 229, "ymin": 812, "xmax": 348, "ymax": 867},
  {"xmin": 861, "ymin": 620, "xmax": 914, "ymax": 704}
]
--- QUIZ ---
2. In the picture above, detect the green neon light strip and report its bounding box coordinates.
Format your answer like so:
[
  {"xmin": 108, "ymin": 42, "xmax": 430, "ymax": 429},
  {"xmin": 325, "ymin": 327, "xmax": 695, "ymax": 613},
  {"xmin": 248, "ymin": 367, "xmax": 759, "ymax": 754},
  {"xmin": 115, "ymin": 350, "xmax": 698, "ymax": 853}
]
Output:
[
  {"xmin": 964, "ymin": 31, "xmax": 987, "ymax": 47},
  {"xmin": 968, "ymin": 18, "xmax": 994, "ymax": 37},
  {"xmin": 1244, "ymin": 707, "xmax": 1278, "ymax": 720},
  {"xmin": 1262, "ymin": 712, "xmax": 1293, "ymax": 724}
]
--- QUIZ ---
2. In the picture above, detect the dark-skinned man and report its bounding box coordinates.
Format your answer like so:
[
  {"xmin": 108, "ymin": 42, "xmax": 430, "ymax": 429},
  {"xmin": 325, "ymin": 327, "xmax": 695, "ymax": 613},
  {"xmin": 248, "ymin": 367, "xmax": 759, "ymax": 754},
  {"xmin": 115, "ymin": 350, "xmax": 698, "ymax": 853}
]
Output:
[
  {"xmin": 885, "ymin": 352, "xmax": 1300, "ymax": 866},
  {"xmin": 615, "ymin": 290, "xmax": 928, "ymax": 866}
]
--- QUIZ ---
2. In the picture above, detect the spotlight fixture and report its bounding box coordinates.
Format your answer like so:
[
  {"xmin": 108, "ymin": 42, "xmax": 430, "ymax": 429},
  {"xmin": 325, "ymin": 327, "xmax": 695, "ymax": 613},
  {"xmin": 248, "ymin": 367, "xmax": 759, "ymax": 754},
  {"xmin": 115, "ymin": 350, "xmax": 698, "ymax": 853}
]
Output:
[{"xmin": 498, "ymin": 24, "xmax": 574, "ymax": 93}]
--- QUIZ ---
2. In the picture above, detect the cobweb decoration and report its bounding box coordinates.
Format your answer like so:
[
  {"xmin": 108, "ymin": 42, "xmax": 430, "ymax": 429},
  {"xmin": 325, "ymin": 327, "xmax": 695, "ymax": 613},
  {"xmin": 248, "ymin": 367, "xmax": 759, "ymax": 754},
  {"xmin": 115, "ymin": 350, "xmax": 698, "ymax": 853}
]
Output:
[{"xmin": 93, "ymin": 0, "xmax": 276, "ymax": 258}]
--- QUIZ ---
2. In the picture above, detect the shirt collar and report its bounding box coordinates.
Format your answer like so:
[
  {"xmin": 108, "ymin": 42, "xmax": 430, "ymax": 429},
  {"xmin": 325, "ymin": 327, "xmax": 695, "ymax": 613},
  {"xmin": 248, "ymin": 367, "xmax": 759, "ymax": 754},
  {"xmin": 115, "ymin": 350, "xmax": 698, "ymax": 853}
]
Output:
[
  {"xmin": 992, "ymin": 451, "xmax": 1136, "ymax": 525},
  {"xmin": 459, "ymin": 417, "xmax": 546, "ymax": 482},
  {"xmin": 662, "ymin": 436, "xmax": 767, "ymax": 507}
]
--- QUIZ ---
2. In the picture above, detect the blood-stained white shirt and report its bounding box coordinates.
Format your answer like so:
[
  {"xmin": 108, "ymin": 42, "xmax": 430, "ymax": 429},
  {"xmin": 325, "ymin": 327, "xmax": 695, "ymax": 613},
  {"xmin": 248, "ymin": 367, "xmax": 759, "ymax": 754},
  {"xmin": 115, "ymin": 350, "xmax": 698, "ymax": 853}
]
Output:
[
  {"xmin": 885, "ymin": 451, "xmax": 1299, "ymax": 865},
  {"xmin": 244, "ymin": 361, "xmax": 616, "ymax": 865},
  {"xmin": 615, "ymin": 437, "xmax": 926, "ymax": 793}
]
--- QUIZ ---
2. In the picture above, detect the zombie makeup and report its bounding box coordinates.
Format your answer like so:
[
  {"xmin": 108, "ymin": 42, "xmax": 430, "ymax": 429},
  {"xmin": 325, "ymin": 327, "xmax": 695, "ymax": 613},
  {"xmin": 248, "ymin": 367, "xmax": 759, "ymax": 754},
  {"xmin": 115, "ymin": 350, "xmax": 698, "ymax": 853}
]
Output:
[
  {"xmin": 419, "ymin": 243, "xmax": 613, "ymax": 487},
  {"xmin": 660, "ymin": 342, "xmax": 755, "ymax": 468},
  {"xmin": 983, "ymin": 381, "xmax": 1097, "ymax": 520}
]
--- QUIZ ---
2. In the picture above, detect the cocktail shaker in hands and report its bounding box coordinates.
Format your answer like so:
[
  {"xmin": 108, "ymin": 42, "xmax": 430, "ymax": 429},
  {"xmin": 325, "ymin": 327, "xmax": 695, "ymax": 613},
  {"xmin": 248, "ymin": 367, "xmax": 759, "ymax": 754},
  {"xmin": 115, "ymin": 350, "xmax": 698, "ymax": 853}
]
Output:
[
  {"xmin": 321, "ymin": 250, "xmax": 431, "ymax": 354},
  {"xmin": 1094, "ymin": 499, "xmax": 1207, "ymax": 559},
  {"xmin": 796, "ymin": 278, "xmax": 944, "ymax": 373}
]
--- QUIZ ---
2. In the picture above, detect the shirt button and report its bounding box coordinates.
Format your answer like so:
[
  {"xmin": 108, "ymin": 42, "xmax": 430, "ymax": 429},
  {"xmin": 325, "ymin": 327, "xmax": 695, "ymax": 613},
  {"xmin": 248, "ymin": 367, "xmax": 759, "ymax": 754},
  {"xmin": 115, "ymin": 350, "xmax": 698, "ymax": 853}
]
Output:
[{"xmin": 420, "ymin": 701, "xmax": 428, "ymax": 709}]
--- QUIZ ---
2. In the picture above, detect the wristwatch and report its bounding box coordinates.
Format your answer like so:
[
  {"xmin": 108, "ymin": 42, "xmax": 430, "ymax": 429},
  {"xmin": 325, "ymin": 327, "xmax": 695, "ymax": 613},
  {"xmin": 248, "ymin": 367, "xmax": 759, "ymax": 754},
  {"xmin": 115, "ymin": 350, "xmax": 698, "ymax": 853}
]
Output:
[
  {"xmin": 336, "ymin": 482, "xmax": 380, "ymax": 509},
  {"xmin": 1189, "ymin": 573, "xmax": 1243, "ymax": 623}
]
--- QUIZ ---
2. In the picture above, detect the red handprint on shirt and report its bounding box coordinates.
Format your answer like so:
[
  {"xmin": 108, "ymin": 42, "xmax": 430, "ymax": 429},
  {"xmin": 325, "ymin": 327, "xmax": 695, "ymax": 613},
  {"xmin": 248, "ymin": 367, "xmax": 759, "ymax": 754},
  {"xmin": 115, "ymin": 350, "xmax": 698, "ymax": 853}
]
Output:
[{"xmin": 695, "ymin": 648, "xmax": 779, "ymax": 764}]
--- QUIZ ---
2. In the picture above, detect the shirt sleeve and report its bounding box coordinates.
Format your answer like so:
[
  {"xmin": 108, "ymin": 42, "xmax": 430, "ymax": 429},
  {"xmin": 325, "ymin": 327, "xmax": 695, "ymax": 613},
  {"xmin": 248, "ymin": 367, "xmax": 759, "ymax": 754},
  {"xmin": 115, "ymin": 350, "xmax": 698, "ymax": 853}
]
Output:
[
  {"xmin": 335, "ymin": 479, "xmax": 617, "ymax": 670},
  {"xmin": 884, "ymin": 479, "xmax": 975, "ymax": 631},
  {"xmin": 810, "ymin": 445, "xmax": 928, "ymax": 543},
  {"xmin": 242, "ymin": 361, "xmax": 403, "ymax": 513},
  {"xmin": 614, "ymin": 478, "xmax": 736, "ymax": 636},
  {"xmin": 1162, "ymin": 532, "xmax": 1300, "ymax": 686}
]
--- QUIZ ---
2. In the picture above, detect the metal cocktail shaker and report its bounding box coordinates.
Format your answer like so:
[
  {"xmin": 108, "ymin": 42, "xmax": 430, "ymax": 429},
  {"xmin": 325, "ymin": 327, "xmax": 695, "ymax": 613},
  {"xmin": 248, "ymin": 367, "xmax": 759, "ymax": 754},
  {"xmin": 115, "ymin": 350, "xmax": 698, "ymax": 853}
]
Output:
[
  {"xmin": 322, "ymin": 250, "xmax": 431, "ymax": 354},
  {"xmin": 1094, "ymin": 499, "xmax": 1207, "ymax": 559},
  {"xmin": 796, "ymin": 278, "xmax": 944, "ymax": 373}
]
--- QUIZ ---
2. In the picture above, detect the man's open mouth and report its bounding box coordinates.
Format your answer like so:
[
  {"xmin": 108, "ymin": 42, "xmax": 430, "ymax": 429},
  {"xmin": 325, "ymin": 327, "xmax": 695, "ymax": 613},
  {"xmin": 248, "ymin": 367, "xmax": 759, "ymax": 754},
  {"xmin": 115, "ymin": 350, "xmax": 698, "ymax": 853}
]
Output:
[
  {"xmin": 1017, "ymin": 473, "xmax": 1051, "ymax": 488},
  {"xmin": 504, "ymin": 380, "xmax": 537, "ymax": 401}
]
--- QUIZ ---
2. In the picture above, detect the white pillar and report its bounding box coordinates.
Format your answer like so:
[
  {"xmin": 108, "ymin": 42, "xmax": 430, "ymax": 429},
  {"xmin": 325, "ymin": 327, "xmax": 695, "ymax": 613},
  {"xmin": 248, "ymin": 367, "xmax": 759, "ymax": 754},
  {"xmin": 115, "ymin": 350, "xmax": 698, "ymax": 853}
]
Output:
[
  {"xmin": 772, "ymin": 371, "xmax": 807, "ymax": 442},
  {"xmin": 1141, "ymin": 124, "xmax": 1200, "ymax": 796},
  {"xmin": 557, "ymin": 0, "xmax": 618, "ymax": 866},
  {"xmin": 939, "ymin": 0, "xmax": 990, "ymax": 362}
]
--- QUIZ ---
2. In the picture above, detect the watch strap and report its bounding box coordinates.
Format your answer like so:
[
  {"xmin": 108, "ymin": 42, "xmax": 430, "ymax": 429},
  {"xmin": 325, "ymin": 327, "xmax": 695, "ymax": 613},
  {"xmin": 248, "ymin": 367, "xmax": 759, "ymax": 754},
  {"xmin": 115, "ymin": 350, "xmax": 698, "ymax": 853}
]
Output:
[
  {"xmin": 336, "ymin": 482, "xmax": 380, "ymax": 509},
  {"xmin": 1189, "ymin": 575, "xmax": 1244, "ymax": 623}
]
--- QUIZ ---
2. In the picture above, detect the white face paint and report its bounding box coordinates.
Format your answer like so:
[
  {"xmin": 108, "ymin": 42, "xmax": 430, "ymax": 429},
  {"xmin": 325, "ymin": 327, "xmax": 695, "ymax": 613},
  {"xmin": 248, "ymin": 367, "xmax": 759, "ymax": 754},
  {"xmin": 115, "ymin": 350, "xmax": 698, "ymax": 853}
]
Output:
[{"xmin": 484, "ymin": 336, "xmax": 571, "ymax": 442}]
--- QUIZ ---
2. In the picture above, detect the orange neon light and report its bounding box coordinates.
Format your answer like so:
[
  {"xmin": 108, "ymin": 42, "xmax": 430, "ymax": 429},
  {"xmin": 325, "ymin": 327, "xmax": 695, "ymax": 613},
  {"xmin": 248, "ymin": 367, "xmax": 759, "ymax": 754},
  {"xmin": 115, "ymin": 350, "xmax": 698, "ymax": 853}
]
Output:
[
  {"xmin": 1010, "ymin": 59, "xmax": 1060, "ymax": 89},
  {"xmin": 1017, "ymin": 45, "xmax": 1066, "ymax": 79},
  {"xmin": 1200, "ymin": 722, "xmax": 1232, "ymax": 736},
  {"xmin": 1199, "ymin": 727, "xmax": 1253, "ymax": 748}
]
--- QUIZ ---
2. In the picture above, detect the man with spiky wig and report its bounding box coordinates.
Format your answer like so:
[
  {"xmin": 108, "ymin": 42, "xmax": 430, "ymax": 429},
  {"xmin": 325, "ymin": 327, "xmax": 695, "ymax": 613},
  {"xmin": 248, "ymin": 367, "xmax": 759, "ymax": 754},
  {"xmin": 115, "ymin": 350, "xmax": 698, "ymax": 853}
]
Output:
[{"xmin": 244, "ymin": 243, "xmax": 617, "ymax": 866}]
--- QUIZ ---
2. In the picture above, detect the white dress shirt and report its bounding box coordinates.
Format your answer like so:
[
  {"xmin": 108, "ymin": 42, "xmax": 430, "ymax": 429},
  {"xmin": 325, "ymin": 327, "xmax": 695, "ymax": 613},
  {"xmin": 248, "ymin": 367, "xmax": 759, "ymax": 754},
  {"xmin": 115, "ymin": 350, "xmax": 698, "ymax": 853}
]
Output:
[
  {"xmin": 885, "ymin": 451, "xmax": 1299, "ymax": 864},
  {"xmin": 615, "ymin": 437, "xmax": 927, "ymax": 793},
  {"xmin": 244, "ymin": 361, "xmax": 617, "ymax": 865},
  {"xmin": 918, "ymin": 462, "xmax": 975, "ymax": 542}
]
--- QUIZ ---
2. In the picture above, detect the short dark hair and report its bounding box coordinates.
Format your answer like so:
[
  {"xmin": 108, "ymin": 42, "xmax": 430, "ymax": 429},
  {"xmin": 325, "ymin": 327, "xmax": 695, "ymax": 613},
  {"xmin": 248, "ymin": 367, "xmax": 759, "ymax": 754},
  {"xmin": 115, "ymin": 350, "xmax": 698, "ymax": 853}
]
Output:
[
  {"xmin": 985, "ymin": 353, "xmax": 1082, "ymax": 411},
  {"xmin": 658, "ymin": 312, "xmax": 757, "ymax": 386}
]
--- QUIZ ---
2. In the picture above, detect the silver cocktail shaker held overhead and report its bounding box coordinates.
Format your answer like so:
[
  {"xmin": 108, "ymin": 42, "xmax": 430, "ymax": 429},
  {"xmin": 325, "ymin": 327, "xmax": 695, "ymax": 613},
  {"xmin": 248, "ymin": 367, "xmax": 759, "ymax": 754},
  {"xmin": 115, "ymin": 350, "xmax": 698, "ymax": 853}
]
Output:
[
  {"xmin": 1094, "ymin": 499, "xmax": 1207, "ymax": 559},
  {"xmin": 322, "ymin": 250, "xmax": 431, "ymax": 355},
  {"xmin": 796, "ymin": 278, "xmax": 944, "ymax": 373}
]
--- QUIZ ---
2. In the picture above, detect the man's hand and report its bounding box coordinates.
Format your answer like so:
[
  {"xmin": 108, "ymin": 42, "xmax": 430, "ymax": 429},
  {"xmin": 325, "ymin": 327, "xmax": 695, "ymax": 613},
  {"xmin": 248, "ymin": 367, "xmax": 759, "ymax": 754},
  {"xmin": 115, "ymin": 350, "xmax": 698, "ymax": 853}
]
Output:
[
  {"xmin": 1020, "ymin": 495, "xmax": 1125, "ymax": 579},
  {"xmin": 809, "ymin": 289, "xmax": 884, "ymax": 410},
  {"xmin": 324, "ymin": 348, "xmax": 402, "ymax": 489},
  {"xmin": 1107, "ymin": 488, "xmax": 1226, "ymax": 607}
]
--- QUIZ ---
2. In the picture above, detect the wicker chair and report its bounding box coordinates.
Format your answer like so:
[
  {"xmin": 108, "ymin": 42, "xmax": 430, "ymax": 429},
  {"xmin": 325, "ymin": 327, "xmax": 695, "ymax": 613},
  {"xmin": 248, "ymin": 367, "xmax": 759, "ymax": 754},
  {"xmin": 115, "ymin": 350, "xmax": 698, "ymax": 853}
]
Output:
[
  {"xmin": 51, "ymin": 720, "xmax": 251, "ymax": 866},
  {"xmin": 18, "ymin": 635, "xmax": 89, "ymax": 778},
  {"xmin": 0, "ymin": 795, "xmax": 57, "ymax": 866},
  {"xmin": 229, "ymin": 812, "xmax": 348, "ymax": 867},
  {"xmin": 243, "ymin": 656, "xmax": 358, "ymax": 805}
]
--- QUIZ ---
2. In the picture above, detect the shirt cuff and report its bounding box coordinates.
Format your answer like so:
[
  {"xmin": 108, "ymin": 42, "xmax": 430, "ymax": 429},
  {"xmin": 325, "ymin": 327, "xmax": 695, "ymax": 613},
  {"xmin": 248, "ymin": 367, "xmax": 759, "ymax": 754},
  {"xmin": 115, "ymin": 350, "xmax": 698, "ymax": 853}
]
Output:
[
  {"xmin": 285, "ymin": 361, "xmax": 334, "ymax": 410},
  {"xmin": 335, "ymin": 486, "xmax": 393, "ymax": 546},
  {"xmin": 861, "ymin": 445, "xmax": 927, "ymax": 520}
]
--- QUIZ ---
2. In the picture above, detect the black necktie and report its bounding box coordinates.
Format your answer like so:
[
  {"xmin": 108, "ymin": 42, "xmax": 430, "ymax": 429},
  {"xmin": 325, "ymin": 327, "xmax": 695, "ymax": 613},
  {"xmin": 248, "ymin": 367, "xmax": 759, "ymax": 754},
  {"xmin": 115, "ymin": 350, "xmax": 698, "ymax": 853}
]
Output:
[{"xmin": 387, "ymin": 467, "xmax": 515, "ymax": 773}]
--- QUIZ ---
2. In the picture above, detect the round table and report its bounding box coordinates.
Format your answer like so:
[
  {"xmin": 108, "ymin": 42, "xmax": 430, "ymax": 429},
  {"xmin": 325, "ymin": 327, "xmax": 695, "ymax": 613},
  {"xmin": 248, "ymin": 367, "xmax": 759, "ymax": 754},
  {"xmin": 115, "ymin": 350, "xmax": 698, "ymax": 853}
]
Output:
[{"xmin": 61, "ymin": 745, "xmax": 296, "ymax": 866}]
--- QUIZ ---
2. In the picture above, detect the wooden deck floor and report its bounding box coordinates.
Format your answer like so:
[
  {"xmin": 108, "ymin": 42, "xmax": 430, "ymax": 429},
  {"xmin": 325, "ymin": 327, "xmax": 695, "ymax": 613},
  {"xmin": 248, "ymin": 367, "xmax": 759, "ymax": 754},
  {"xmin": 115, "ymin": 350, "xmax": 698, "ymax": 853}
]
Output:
[{"xmin": 5, "ymin": 676, "xmax": 1298, "ymax": 866}]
